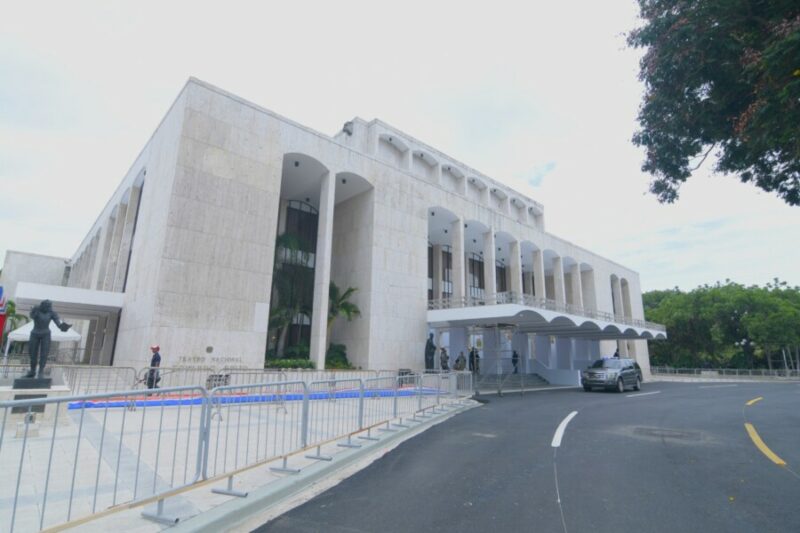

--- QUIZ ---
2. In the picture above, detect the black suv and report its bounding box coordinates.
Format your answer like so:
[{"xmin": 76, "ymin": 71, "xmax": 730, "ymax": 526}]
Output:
[{"xmin": 581, "ymin": 358, "xmax": 642, "ymax": 392}]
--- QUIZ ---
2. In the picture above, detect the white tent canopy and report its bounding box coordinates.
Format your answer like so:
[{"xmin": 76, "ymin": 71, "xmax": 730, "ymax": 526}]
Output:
[
  {"xmin": 3, "ymin": 321, "xmax": 82, "ymax": 360},
  {"xmin": 8, "ymin": 321, "xmax": 81, "ymax": 343}
]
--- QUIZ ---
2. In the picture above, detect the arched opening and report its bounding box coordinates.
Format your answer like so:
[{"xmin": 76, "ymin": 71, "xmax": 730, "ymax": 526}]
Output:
[
  {"xmin": 463, "ymin": 219, "xmax": 490, "ymax": 303},
  {"xmin": 267, "ymin": 154, "xmax": 329, "ymax": 360},
  {"xmin": 580, "ymin": 263, "xmax": 597, "ymax": 310},
  {"xmin": 542, "ymin": 249, "xmax": 560, "ymax": 301},
  {"xmin": 494, "ymin": 231, "xmax": 515, "ymax": 298},
  {"xmin": 428, "ymin": 207, "xmax": 459, "ymax": 303}
]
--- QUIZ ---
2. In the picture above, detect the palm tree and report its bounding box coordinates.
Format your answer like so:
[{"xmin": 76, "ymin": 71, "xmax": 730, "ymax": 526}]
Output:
[
  {"xmin": 268, "ymin": 233, "xmax": 313, "ymax": 358},
  {"xmin": 327, "ymin": 282, "xmax": 361, "ymax": 341},
  {"xmin": 2, "ymin": 300, "xmax": 28, "ymax": 350}
]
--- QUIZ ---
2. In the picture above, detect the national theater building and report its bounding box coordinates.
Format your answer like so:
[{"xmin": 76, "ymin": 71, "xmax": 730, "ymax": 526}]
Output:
[{"xmin": 1, "ymin": 78, "xmax": 666, "ymax": 384}]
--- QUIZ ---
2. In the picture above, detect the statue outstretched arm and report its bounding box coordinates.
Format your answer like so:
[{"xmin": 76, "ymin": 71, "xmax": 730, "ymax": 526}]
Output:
[{"xmin": 52, "ymin": 312, "xmax": 72, "ymax": 332}]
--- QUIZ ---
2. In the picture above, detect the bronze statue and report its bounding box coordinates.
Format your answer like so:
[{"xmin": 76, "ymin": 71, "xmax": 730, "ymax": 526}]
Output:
[
  {"xmin": 26, "ymin": 300, "xmax": 71, "ymax": 378},
  {"xmin": 424, "ymin": 333, "xmax": 436, "ymax": 370}
]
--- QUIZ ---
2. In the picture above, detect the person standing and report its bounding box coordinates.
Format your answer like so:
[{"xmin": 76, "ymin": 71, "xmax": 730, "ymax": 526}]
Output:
[
  {"xmin": 440, "ymin": 347, "xmax": 449, "ymax": 371},
  {"xmin": 512, "ymin": 350, "xmax": 520, "ymax": 374},
  {"xmin": 454, "ymin": 351, "xmax": 466, "ymax": 371},
  {"xmin": 424, "ymin": 333, "xmax": 436, "ymax": 370},
  {"xmin": 147, "ymin": 345, "xmax": 162, "ymax": 389}
]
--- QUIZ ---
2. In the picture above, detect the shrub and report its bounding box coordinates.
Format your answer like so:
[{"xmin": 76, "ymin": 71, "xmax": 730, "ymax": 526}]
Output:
[
  {"xmin": 326, "ymin": 343, "xmax": 354, "ymax": 369},
  {"xmin": 265, "ymin": 358, "xmax": 315, "ymax": 369}
]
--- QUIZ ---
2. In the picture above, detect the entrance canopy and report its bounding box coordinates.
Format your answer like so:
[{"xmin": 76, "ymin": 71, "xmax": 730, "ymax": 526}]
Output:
[
  {"xmin": 427, "ymin": 299, "xmax": 667, "ymax": 340},
  {"xmin": 13, "ymin": 282, "xmax": 124, "ymax": 320}
]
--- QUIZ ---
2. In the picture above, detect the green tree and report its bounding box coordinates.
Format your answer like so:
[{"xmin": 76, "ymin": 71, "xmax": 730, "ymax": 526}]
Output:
[
  {"xmin": 1, "ymin": 300, "xmax": 28, "ymax": 349},
  {"xmin": 628, "ymin": 0, "xmax": 800, "ymax": 205},
  {"xmin": 327, "ymin": 282, "xmax": 361, "ymax": 341},
  {"xmin": 644, "ymin": 281, "xmax": 800, "ymax": 368},
  {"xmin": 268, "ymin": 233, "xmax": 313, "ymax": 359}
]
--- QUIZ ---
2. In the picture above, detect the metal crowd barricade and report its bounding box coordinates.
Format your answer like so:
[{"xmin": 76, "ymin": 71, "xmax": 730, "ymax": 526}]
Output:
[
  {"xmin": 305, "ymin": 378, "xmax": 364, "ymax": 449},
  {"xmin": 0, "ymin": 385, "xmax": 207, "ymax": 532},
  {"xmin": 136, "ymin": 366, "xmax": 217, "ymax": 389},
  {"xmin": 61, "ymin": 365, "xmax": 138, "ymax": 394},
  {"xmin": 283, "ymin": 369, "xmax": 378, "ymax": 383},
  {"xmin": 417, "ymin": 373, "xmax": 441, "ymax": 413},
  {"xmin": 204, "ymin": 380, "xmax": 308, "ymax": 485},
  {"xmin": 224, "ymin": 369, "xmax": 286, "ymax": 386},
  {"xmin": 361, "ymin": 376, "xmax": 398, "ymax": 433}
]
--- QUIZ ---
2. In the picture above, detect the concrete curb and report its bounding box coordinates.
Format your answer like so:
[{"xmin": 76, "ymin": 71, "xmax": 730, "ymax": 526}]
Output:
[
  {"xmin": 475, "ymin": 385, "xmax": 579, "ymax": 396},
  {"xmin": 171, "ymin": 402, "xmax": 477, "ymax": 532}
]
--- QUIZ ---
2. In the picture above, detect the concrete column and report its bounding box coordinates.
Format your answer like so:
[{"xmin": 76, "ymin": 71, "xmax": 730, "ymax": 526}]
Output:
[
  {"xmin": 570, "ymin": 263, "xmax": 583, "ymax": 309},
  {"xmin": 611, "ymin": 277, "xmax": 624, "ymax": 320},
  {"xmin": 451, "ymin": 218, "xmax": 465, "ymax": 303},
  {"xmin": 510, "ymin": 240, "xmax": 522, "ymax": 302},
  {"xmin": 533, "ymin": 250, "xmax": 546, "ymax": 300},
  {"xmin": 103, "ymin": 203, "xmax": 128, "ymax": 291},
  {"xmin": 553, "ymin": 256, "xmax": 566, "ymax": 304},
  {"xmin": 434, "ymin": 163, "xmax": 442, "ymax": 187},
  {"xmin": 83, "ymin": 320, "xmax": 97, "ymax": 364},
  {"xmin": 79, "ymin": 237, "xmax": 96, "ymax": 288},
  {"xmin": 89, "ymin": 316, "xmax": 108, "ymax": 365},
  {"xmin": 88, "ymin": 227, "xmax": 110, "ymax": 289},
  {"xmin": 95, "ymin": 214, "xmax": 116, "ymax": 289},
  {"xmin": 98, "ymin": 313, "xmax": 119, "ymax": 365},
  {"xmin": 621, "ymin": 281, "xmax": 633, "ymax": 318},
  {"xmin": 310, "ymin": 171, "xmax": 336, "ymax": 370},
  {"xmin": 113, "ymin": 186, "xmax": 142, "ymax": 291},
  {"xmin": 432, "ymin": 244, "xmax": 443, "ymax": 300},
  {"xmin": 483, "ymin": 229, "xmax": 496, "ymax": 304}
]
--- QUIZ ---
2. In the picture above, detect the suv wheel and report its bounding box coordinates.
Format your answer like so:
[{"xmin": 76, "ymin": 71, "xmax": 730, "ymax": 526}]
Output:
[
  {"xmin": 583, "ymin": 384, "xmax": 591, "ymax": 392},
  {"xmin": 616, "ymin": 378, "xmax": 625, "ymax": 393},
  {"xmin": 633, "ymin": 377, "xmax": 641, "ymax": 391}
]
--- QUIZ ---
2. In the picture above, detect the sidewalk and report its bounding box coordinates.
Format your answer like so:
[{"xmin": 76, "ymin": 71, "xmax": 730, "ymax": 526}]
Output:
[{"xmin": 59, "ymin": 400, "xmax": 478, "ymax": 533}]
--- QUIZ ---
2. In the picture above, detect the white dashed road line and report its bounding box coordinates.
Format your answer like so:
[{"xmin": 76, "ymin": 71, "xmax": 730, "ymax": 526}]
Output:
[
  {"xmin": 551, "ymin": 411, "xmax": 578, "ymax": 448},
  {"xmin": 699, "ymin": 384, "xmax": 738, "ymax": 389},
  {"xmin": 626, "ymin": 391, "xmax": 661, "ymax": 398}
]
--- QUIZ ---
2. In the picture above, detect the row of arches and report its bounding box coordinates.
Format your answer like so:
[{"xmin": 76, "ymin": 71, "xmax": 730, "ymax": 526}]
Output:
[{"xmin": 428, "ymin": 206, "xmax": 634, "ymax": 319}]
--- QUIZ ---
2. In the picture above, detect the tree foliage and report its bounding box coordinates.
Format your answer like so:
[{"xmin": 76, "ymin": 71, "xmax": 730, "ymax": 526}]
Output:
[
  {"xmin": 628, "ymin": 0, "xmax": 800, "ymax": 205},
  {"xmin": 644, "ymin": 280, "xmax": 800, "ymax": 367}
]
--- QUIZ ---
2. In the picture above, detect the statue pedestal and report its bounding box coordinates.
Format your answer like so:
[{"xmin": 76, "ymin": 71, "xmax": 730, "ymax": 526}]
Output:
[
  {"xmin": 1, "ymin": 384, "xmax": 71, "ymax": 430},
  {"xmin": 12, "ymin": 377, "xmax": 53, "ymax": 389}
]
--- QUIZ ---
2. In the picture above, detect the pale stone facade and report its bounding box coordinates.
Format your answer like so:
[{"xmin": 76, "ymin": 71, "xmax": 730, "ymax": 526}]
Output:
[{"xmin": 2, "ymin": 78, "xmax": 664, "ymax": 379}]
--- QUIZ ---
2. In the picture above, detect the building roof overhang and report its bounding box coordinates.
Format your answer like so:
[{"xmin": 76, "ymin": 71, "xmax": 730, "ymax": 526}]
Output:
[
  {"xmin": 427, "ymin": 302, "xmax": 667, "ymax": 340},
  {"xmin": 14, "ymin": 282, "xmax": 124, "ymax": 321}
]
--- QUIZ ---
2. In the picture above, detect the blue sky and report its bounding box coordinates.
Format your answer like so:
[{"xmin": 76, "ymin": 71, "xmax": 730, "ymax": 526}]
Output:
[{"xmin": 1, "ymin": 1, "xmax": 798, "ymax": 292}]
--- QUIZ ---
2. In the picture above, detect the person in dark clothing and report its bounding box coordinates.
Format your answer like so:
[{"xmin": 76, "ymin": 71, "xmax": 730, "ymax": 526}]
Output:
[
  {"xmin": 147, "ymin": 345, "xmax": 162, "ymax": 389},
  {"xmin": 440, "ymin": 347, "xmax": 449, "ymax": 371},
  {"xmin": 613, "ymin": 349, "xmax": 620, "ymax": 358},
  {"xmin": 512, "ymin": 350, "xmax": 520, "ymax": 374}
]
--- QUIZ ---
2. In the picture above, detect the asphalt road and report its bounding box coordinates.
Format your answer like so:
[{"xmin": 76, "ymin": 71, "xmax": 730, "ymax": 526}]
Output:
[{"xmin": 254, "ymin": 381, "xmax": 800, "ymax": 533}]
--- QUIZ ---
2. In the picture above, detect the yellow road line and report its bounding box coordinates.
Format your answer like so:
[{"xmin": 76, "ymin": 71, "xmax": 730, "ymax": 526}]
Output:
[
  {"xmin": 746, "ymin": 396, "xmax": 763, "ymax": 406},
  {"xmin": 744, "ymin": 423, "xmax": 786, "ymax": 466}
]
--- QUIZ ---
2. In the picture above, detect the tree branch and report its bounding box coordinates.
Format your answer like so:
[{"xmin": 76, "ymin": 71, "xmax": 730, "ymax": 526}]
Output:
[{"xmin": 690, "ymin": 143, "xmax": 716, "ymax": 171}]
